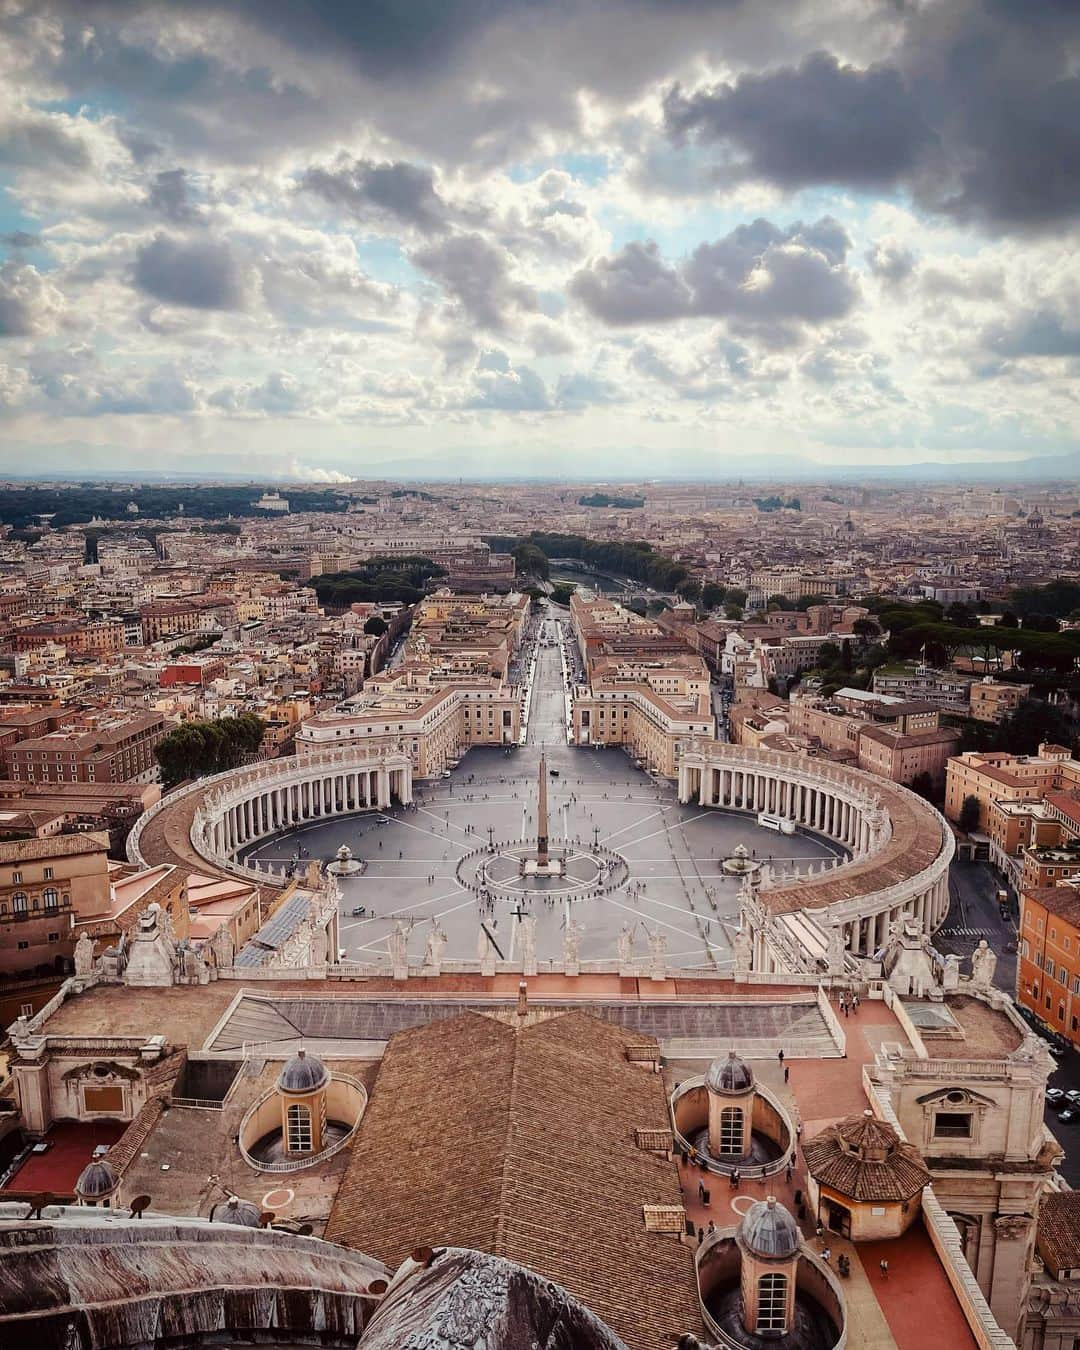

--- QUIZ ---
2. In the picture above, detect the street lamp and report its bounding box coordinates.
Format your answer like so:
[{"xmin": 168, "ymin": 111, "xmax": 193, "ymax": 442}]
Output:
[{"xmin": 487, "ymin": 824, "xmax": 495, "ymax": 852}]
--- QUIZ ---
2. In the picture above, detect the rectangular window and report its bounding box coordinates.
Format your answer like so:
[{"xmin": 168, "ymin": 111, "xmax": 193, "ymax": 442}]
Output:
[{"xmin": 934, "ymin": 1112, "xmax": 973, "ymax": 1139}]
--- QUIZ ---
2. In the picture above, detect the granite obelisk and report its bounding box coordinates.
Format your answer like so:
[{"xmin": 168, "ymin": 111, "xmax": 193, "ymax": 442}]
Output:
[{"xmin": 537, "ymin": 754, "xmax": 549, "ymax": 867}]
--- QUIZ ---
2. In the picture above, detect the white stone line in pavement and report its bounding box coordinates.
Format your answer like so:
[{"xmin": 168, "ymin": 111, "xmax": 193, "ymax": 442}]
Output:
[
  {"xmin": 596, "ymin": 890, "xmax": 706, "ymax": 943},
  {"xmin": 417, "ymin": 806, "xmax": 474, "ymax": 840},
  {"xmin": 613, "ymin": 811, "xmax": 712, "ymax": 852},
  {"xmin": 618, "ymin": 887, "xmax": 737, "ymax": 922},
  {"xmin": 339, "ymin": 884, "xmax": 466, "ymax": 931},
  {"xmin": 598, "ymin": 806, "xmax": 667, "ymax": 844},
  {"xmin": 380, "ymin": 812, "xmax": 472, "ymax": 852},
  {"xmin": 346, "ymin": 894, "xmax": 478, "ymax": 955}
]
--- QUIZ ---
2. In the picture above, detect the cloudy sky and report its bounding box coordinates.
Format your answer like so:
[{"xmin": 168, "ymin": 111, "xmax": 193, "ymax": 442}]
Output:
[{"xmin": 0, "ymin": 0, "xmax": 1077, "ymax": 480}]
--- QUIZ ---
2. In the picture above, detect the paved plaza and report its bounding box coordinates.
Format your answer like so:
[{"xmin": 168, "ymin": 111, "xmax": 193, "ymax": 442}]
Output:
[{"xmin": 241, "ymin": 621, "xmax": 845, "ymax": 972}]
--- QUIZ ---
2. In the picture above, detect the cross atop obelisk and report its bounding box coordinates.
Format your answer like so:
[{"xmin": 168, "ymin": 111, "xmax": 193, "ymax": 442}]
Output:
[{"xmin": 537, "ymin": 754, "xmax": 549, "ymax": 867}]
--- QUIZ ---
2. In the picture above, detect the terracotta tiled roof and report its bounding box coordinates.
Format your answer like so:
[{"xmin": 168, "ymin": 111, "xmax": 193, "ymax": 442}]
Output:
[
  {"xmin": 1037, "ymin": 1191, "xmax": 1080, "ymax": 1276},
  {"xmin": 326, "ymin": 1010, "xmax": 702, "ymax": 1350},
  {"xmin": 803, "ymin": 1111, "xmax": 930, "ymax": 1202},
  {"xmin": 1023, "ymin": 884, "xmax": 1080, "ymax": 930}
]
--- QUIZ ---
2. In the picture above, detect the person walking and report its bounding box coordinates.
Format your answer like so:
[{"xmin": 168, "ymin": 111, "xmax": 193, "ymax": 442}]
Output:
[
  {"xmin": 784, "ymin": 1065, "xmax": 790, "ymax": 1083},
  {"xmin": 879, "ymin": 1259, "xmax": 889, "ymax": 1278},
  {"xmin": 821, "ymin": 1247, "xmax": 831, "ymax": 1266},
  {"xmin": 778, "ymin": 1049, "xmax": 785, "ymax": 1066}
]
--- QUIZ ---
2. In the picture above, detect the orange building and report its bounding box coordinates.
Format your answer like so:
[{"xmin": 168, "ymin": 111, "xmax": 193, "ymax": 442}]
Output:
[{"xmin": 1018, "ymin": 880, "xmax": 1080, "ymax": 1044}]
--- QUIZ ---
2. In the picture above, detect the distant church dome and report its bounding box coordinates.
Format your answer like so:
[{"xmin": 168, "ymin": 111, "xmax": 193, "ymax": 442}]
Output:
[
  {"xmin": 209, "ymin": 1195, "xmax": 262, "ymax": 1228},
  {"xmin": 705, "ymin": 1050, "xmax": 754, "ymax": 1096},
  {"xmin": 277, "ymin": 1048, "xmax": 329, "ymax": 1095},
  {"xmin": 75, "ymin": 1158, "xmax": 117, "ymax": 1200},
  {"xmin": 739, "ymin": 1196, "xmax": 800, "ymax": 1260}
]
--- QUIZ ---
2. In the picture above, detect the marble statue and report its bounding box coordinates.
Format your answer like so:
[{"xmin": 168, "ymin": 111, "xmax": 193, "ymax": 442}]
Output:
[
  {"xmin": 827, "ymin": 921, "xmax": 845, "ymax": 976},
  {"xmin": 389, "ymin": 921, "xmax": 409, "ymax": 979},
  {"xmin": 74, "ymin": 931, "xmax": 95, "ymax": 978},
  {"xmin": 563, "ymin": 918, "xmax": 584, "ymax": 976},
  {"xmin": 211, "ymin": 926, "xmax": 235, "ymax": 970},
  {"xmin": 971, "ymin": 939, "xmax": 997, "ymax": 991},
  {"xmin": 310, "ymin": 923, "xmax": 329, "ymax": 967},
  {"xmin": 617, "ymin": 922, "xmax": 636, "ymax": 971},
  {"xmin": 734, "ymin": 922, "xmax": 753, "ymax": 975},
  {"xmin": 519, "ymin": 914, "xmax": 538, "ymax": 977},
  {"xmin": 942, "ymin": 953, "xmax": 961, "ymax": 991},
  {"xmin": 647, "ymin": 929, "xmax": 668, "ymax": 982},
  {"xmin": 425, "ymin": 923, "xmax": 447, "ymax": 975},
  {"xmin": 477, "ymin": 923, "xmax": 497, "ymax": 977}
]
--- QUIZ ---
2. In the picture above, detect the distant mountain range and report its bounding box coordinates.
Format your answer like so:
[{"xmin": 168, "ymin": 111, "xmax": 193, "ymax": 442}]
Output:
[{"xmin": 2, "ymin": 444, "xmax": 1077, "ymax": 485}]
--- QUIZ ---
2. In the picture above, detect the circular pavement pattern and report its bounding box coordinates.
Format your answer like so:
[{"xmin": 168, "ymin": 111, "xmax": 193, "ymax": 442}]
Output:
[{"xmin": 239, "ymin": 619, "xmax": 846, "ymax": 972}]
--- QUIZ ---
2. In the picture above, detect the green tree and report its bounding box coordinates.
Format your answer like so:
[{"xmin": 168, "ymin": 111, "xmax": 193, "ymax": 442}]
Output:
[
  {"xmin": 724, "ymin": 603, "xmax": 744, "ymax": 620},
  {"xmin": 701, "ymin": 582, "xmax": 726, "ymax": 610},
  {"xmin": 959, "ymin": 794, "xmax": 981, "ymax": 833},
  {"xmin": 724, "ymin": 587, "xmax": 748, "ymax": 608},
  {"xmin": 364, "ymin": 615, "xmax": 388, "ymax": 637},
  {"xmin": 996, "ymin": 699, "xmax": 1075, "ymax": 755},
  {"xmin": 852, "ymin": 616, "xmax": 880, "ymax": 643}
]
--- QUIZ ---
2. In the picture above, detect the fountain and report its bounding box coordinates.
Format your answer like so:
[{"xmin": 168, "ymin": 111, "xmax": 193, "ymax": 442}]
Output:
[
  {"xmin": 722, "ymin": 843, "xmax": 761, "ymax": 877},
  {"xmin": 326, "ymin": 844, "xmax": 364, "ymax": 877}
]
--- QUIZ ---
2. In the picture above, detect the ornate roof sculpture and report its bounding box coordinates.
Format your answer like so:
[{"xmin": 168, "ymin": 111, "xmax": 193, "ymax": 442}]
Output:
[{"xmin": 803, "ymin": 1109, "xmax": 931, "ymax": 1203}]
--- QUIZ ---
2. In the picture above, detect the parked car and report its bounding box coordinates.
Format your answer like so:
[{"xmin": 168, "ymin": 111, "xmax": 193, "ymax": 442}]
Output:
[
  {"xmin": 1059, "ymin": 1108, "xmax": 1078, "ymax": 1124},
  {"xmin": 350, "ymin": 906, "xmax": 367, "ymax": 917},
  {"xmin": 1065, "ymin": 1089, "xmax": 1080, "ymax": 1105},
  {"xmin": 1046, "ymin": 1087, "xmax": 1066, "ymax": 1106}
]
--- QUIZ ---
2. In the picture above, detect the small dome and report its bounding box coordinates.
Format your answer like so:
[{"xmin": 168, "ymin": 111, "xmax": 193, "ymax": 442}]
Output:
[
  {"xmin": 740, "ymin": 1197, "xmax": 800, "ymax": 1260},
  {"xmin": 75, "ymin": 1158, "xmax": 117, "ymax": 1198},
  {"xmin": 277, "ymin": 1047, "xmax": 329, "ymax": 1094},
  {"xmin": 706, "ymin": 1050, "xmax": 754, "ymax": 1095},
  {"xmin": 209, "ymin": 1195, "xmax": 262, "ymax": 1228}
]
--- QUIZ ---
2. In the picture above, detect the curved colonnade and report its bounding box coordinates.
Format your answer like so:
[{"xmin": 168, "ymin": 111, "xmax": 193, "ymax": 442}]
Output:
[
  {"xmin": 127, "ymin": 746, "xmax": 412, "ymax": 886},
  {"xmin": 130, "ymin": 737, "xmax": 953, "ymax": 980},
  {"xmin": 677, "ymin": 739, "xmax": 955, "ymax": 970}
]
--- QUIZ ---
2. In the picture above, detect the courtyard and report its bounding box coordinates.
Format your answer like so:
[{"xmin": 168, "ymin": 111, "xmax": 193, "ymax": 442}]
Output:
[{"xmin": 241, "ymin": 621, "xmax": 845, "ymax": 972}]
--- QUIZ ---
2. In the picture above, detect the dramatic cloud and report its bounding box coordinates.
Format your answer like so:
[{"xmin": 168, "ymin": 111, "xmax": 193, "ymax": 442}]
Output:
[
  {"xmin": 133, "ymin": 233, "xmax": 246, "ymax": 309},
  {"xmin": 302, "ymin": 157, "xmax": 447, "ymax": 234},
  {"xmin": 0, "ymin": 263, "xmax": 65, "ymax": 337},
  {"xmin": 573, "ymin": 218, "xmax": 858, "ymax": 340},
  {"xmin": 664, "ymin": 53, "xmax": 934, "ymax": 191},
  {"xmin": 147, "ymin": 170, "xmax": 199, "ymax": 224},
  {"xmin": 0, "ymin": 0, "xmax": 1076, "ymax": 469},
  {"xmin": 468, "ymin": 349, "xmax": 549, "ymax": 410},
  {"xmin": 411, "ymin": 233, "xmax": 536, "ymax": 330},
  {"xmin": 865, "ymin": 239, "xmax": 917, "ymax": 288},
  {"xmin": 570, "ymin": 241, "xmax": 691, "ymax": 325}
]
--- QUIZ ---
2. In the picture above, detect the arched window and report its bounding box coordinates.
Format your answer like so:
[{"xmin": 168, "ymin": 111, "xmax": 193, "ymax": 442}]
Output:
[
  {"xmin": 12, "ymin": 892, "xmax": 27, "ymax": 915},
  {"xmin": 286, "ymin": 1102, "xmax": 312, "ymax": 1152},
  {"xmin": 43, "ymin": 888, "xmax": 58, "ymax": 911},
  {"xmin": 757, "ymin": 1272, "xmax": 788, "ymax": 1333},
  {"xmin": 719, "ymin": 1106, "xmax": 744, "ymax": 1155}
]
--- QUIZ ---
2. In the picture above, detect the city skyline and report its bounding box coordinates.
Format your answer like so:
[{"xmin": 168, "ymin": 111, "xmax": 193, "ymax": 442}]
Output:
[{"xmin": 1, "ymin": 0, "xmax": 1078, "ymax": 479}]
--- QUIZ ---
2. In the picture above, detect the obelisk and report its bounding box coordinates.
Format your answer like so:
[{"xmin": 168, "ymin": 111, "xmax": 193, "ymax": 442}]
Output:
[{"xmin": 537, "ymin": 755, "xmax": 549, "ymax": 867}]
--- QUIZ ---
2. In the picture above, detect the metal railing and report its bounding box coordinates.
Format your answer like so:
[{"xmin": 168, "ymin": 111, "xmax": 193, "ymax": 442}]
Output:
[
  {"xmin": 668, "ymin": 1078, "xmax": 796, "ymax": 1180},
  {"xmin": 237, "ymin": 1072, "xmax": 367, "ymax": 1174}
]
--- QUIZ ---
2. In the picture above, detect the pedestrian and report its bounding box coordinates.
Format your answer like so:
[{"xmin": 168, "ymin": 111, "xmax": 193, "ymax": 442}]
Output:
[
  {"xmin": 784, "ymin": 1065, "xmax": 790, "ymax": 1083},
  {"xmin": 697, "ymin": 1225, "xmax": 704, "ymax": 1246},
  {"xmin": 879, "ymin": 1259, "xmax": 889, "ymax": 1278},
  {"xmin": 796, "ymin": 1121, "xmax": 803, "ymax": 1139},
  {"xmin": 821, "ymin": 1247, "xmax": 831, "ymax": 1265},
  {"xmin": 815, "ymin": 1221, "xmax": 824, "ymax": 1241},
  {"xmin": 778, "ymin": 1049, "xmax": 785, "ymax": 1065},
  {"xmin": 698, "ymin": 1179, "xmax": 706, "ymax": 1203}
]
